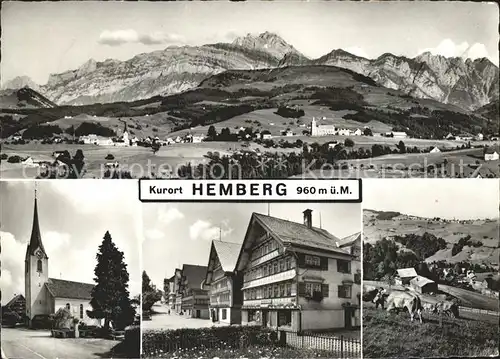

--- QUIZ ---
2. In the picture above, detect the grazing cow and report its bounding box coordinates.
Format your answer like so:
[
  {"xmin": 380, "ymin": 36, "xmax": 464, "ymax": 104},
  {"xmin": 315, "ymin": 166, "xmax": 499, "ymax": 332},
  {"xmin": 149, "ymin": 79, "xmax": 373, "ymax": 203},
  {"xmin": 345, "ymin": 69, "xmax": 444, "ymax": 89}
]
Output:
[
  {"xmin": 363, "ymin": 287, "xmax": 387, "ymax": 309},
  {"xmin": 375, "ymin": 290, "xmax": 423, "ymax": 323},
  {"xmin": 435, "ymin": 301, "xmax": 459, "ymax": 318}
]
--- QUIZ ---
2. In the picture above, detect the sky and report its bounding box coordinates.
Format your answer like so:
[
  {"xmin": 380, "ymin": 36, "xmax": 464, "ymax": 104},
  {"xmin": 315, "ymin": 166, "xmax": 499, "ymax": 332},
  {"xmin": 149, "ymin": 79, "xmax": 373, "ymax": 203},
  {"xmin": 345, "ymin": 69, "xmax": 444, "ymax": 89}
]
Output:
[
  {"xmin": 363, "ymin": 179, "xmax": 500, "ymax": 220},
  {"xmin": 1, "ymin": 1, "xmax": 498, "ymax": 85},
  {"xmin": 142, "ymin": 202, "xmax": 361, "ymax": 289},
  {"xmin": 0, "ymin": 181, "xmax": 143, "ymax": 305}
]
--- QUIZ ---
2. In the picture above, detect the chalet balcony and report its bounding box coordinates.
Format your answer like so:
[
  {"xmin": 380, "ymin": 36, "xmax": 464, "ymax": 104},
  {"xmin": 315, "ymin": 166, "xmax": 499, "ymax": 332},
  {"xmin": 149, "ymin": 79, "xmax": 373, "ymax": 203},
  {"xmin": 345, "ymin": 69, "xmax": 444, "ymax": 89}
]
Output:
[
  {"xmin": 250, "ymin": 249, "xmax": 280, "ymax": 267},
  {"xmin": 242, "ymin": 269, "xmax": 296, "ymax": 290}
]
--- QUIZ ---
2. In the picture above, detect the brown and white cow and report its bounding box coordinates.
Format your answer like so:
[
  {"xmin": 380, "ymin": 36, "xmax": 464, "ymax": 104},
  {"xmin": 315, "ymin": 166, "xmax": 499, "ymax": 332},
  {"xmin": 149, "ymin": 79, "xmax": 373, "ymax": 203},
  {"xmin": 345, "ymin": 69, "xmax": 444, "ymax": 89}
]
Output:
[
  {"xmin": 375, "ymin": 290, "xmax": 423, "ymax": 323},
  {"xmin": 434, "ymin": 300, "xmax": 459, "ymax": 318},
  {"xmin": 363, "ymin": 286, "xmax": 387, "ymax": 309}
]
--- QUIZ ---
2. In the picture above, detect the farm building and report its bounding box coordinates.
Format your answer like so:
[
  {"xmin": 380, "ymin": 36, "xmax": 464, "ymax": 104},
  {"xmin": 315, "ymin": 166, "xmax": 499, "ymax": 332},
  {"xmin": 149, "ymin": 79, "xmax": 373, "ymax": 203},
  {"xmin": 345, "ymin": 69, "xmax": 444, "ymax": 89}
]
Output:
[
  {"xmin": 392, "ymin": 132, "xmax": 408, "ymax": 139},
  {"xmin": 484, "ymin": 149, "xmax": 499, "ymax": 161},
  {"xmin": 2, "ymin": 294, "xmax": 26, "ymax": 318},
  {"xmin": 395, "ymin": 267, "xmax": 417, "ymax": 285},
  {"xmin": 410, "ymin": 276, "xmax": 437, "ymax": 294},
  {"xmin": 430, "ymin": 147, "xmax": 441, "ymax": 154}
]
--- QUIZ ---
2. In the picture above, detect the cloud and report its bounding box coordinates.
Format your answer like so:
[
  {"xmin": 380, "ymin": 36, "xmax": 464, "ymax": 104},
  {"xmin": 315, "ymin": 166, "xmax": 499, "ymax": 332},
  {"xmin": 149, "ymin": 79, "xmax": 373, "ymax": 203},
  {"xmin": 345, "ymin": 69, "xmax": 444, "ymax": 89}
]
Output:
[
  {"xmin": 158, "ymin": 206, "xmax": 184, "ymax": 224},
  {"xmin": 1, "ymin": 231, "xmax": 28, "ymax": 304},
  {"xmin": 419, "ymin": 39, "xmax": 492, "ymax": 62},
  {"xmin": 144, "ymin": 228, "xmax": 164, "ymax": 241},
  {"xmin": 98, "ymin": 29, "xmax": 185, "ymax": 46},
  {"xmin": 189, "ymin": 220, "xmax": 232, "ymax": 241},
  {"xmin": 345, "ymin": 46, "xmax": 369, "ymax": 59}
]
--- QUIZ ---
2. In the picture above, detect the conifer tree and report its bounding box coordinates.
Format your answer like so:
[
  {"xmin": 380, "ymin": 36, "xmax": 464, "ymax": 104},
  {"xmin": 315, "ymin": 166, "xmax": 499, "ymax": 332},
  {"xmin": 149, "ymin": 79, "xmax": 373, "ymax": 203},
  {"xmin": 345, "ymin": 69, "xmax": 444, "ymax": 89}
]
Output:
[{"xmin": 87, "ymin": 231, "xmax": 135, "ymax": 331}]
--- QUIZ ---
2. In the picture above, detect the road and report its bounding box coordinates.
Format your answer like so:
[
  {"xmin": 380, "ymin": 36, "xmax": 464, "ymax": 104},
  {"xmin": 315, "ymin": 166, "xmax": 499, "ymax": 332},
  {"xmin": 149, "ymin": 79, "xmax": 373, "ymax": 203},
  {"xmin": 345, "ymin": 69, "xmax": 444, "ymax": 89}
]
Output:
[
  {"xmin": 143, "ymin": 304, "xmax": 228, "ymax": 330},
  {"xmin": 1, "ymin": 327, "xmax": 119, "ymax": 359}
]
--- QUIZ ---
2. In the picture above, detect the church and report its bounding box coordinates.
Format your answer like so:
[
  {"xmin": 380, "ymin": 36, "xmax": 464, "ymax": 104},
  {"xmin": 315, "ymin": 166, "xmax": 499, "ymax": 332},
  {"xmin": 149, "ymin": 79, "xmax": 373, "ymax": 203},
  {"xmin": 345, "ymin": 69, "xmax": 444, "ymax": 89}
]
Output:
[
  {"xmin": 311, "ymin": 117, "xmax": 336, "ymax": 136},
  {"xmin": 25, "ymin": 192, "xmax": 99, "ymax": 327}
]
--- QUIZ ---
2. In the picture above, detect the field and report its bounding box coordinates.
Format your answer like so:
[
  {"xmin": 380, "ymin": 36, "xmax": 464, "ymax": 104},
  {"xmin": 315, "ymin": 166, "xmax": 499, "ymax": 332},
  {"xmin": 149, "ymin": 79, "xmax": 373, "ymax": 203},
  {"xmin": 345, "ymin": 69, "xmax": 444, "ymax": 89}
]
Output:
[
  {"xmin": 363, "ymin": 307, "xmax": 498, "ymax": 358},
  {"xmin": 363, "ymin": 210, "xmax": 500, "ymax": 265},
  {"xmin": 0, "ymin": 142, "xmax": 243, "ymax": 179}
]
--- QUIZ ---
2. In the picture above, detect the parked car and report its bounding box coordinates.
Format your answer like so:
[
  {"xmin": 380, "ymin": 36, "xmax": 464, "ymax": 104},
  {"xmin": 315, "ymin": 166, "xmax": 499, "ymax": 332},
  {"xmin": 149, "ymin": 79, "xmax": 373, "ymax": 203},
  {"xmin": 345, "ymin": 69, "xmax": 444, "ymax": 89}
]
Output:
[
  {"xmin": 31, "ymin": 314, "xmax": 54, "ymax": 329},
  {"xmin": 2, "ymin": 311, "xmax": 21, "ymax": 327}
]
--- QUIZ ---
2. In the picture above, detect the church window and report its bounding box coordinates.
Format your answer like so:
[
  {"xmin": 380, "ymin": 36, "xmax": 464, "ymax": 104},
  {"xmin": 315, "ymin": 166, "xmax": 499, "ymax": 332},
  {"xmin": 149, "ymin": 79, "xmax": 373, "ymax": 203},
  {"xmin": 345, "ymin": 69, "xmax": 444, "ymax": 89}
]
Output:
[
  {"xmin": 37, "ymin": 259, "xmax": 43, "ymax": 273},
  {"xmin": 66, "ymin": 303, "xmax": 71, "ymax": 310},
  {"xmin": 80, "ymin": 304, "xmax": 84, "ymax": 319}
]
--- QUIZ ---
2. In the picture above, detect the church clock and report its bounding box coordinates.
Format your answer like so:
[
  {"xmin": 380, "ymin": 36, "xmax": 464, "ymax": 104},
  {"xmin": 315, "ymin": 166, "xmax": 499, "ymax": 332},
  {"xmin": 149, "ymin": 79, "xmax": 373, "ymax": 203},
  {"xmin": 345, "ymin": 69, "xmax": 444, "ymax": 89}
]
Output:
[{"xmin": 35, "ymin": 248, "xmax": 43, "ymax": 259}]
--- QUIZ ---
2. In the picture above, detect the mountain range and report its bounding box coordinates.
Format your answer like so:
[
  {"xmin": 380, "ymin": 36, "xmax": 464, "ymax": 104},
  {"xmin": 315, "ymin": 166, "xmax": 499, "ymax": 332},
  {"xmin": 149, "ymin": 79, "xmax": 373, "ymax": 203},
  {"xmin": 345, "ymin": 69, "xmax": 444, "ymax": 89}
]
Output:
[{"xmin": 3, "ymin": 32, "xmax": 499, "ymax": 111}]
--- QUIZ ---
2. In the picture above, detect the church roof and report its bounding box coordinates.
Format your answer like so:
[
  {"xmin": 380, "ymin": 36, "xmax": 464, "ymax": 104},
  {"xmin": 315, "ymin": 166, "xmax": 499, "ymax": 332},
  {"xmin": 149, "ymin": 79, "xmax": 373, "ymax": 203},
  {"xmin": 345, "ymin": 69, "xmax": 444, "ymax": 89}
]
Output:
[
  {"xmin": 27, "ymin": 197, "xmax": 46, "ymax": 257},
  {"xmin": 45, "ymin": 278, "xmax": 94, "ymax": 300}
]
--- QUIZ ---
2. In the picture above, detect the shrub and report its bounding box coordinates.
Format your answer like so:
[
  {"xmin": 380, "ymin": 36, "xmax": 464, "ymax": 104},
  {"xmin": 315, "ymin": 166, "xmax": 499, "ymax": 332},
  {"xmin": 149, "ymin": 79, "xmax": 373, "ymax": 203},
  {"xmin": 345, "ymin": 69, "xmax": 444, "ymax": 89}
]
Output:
[
  {"xmin": 105, "ymin": 154, "xmax": 115, "ymax": 160},
  {"xmin": 1, "ymin": 153, "xmax": 8, "ymax": 160},
  {"xmin": 7, "ymin": 155, "xmax": 22, "ymax": 163}
]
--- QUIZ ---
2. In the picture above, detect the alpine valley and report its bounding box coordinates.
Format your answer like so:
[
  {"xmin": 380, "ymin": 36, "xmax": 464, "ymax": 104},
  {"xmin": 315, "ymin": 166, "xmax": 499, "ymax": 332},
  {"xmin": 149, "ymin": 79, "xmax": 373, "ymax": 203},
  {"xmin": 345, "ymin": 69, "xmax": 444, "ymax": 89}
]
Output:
[{"xmin": 1, "ymin": 32, "xmax": 499, "ymax": 179}]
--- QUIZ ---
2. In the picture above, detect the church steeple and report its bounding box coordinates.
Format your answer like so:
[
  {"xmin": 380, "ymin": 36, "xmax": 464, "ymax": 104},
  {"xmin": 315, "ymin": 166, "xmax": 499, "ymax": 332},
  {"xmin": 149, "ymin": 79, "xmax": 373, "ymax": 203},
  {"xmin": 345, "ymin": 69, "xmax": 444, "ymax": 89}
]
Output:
[{"xmin": 27, "ymin": 187, "xmax": 46, "ymax": 257}]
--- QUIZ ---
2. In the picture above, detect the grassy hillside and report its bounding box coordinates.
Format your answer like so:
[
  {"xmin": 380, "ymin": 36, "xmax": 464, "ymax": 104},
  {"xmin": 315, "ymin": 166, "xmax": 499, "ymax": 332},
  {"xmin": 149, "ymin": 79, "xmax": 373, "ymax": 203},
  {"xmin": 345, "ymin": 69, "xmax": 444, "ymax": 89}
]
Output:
[
  {"xmin": 363, "ymin": 209, "xmax": 499, "ymax": 265},
  {"xmin": 363, "ymin": 307, "xmax": 498, "ymax": 358}
]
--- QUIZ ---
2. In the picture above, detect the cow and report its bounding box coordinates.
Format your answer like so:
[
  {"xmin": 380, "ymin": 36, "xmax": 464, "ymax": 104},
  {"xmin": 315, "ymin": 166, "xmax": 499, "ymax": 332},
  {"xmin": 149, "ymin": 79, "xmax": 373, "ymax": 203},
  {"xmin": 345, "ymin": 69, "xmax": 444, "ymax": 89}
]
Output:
[
  {"xmin": 363, "ymin": 287, "xmax": 387, "ymax": 309},
  {"xmin": 375, "ymin": 290, "xmax": 423, "ymax": 323},
  {"xmin": 434, "ymin": 301, "xmax": 459, "ymax": 318}
]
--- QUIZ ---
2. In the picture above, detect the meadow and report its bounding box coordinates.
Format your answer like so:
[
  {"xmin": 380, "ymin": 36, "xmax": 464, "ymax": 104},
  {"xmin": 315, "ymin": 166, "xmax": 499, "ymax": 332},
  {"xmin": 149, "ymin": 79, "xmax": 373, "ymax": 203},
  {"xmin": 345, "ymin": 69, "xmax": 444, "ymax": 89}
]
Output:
[{"xmin": 363, "ymin": 307, "xmax": 498, "ymax": 358}]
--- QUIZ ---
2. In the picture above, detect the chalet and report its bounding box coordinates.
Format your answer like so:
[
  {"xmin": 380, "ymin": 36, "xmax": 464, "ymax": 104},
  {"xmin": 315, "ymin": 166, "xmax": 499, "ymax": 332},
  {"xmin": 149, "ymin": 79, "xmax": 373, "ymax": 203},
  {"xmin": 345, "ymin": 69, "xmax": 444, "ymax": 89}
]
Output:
[
  {"xmin": 410, "ymin": 276, "xmax": 437, "ymax": 294},
  {"xmin": 484, "ymin": 149, "xmax": 499, "ymax": 161},
  {"xmin": 205, "ymin": 240, "xmax": 243, "ymax": 324},
  {"xmin": 445, "ymin": 133, "xmax": 454, "ymax": 140},
  {"xmin": 430, "ymin": 147, "xmax": 441, "ymax": 154},
  {"xmin": 354, "ymin": 129, "xmax": 363, "ymax": 136},
  {"xmin": 235, "ymin": 209, "xmax": 359, "ymax": 332},
  {"xmin": 262, "ymin": 133, "xmax": 273, "ymax": 140},
  {"xmin": 2, "ymin": 294, "xmax": 26, "ymax": 318},
  {"xmin": 395, "ymin": 267, "xmax": 417, "ymax": 285},
  {"xmin": 179, "ymin": 264, "xmax": 210, "ymax": 319}
]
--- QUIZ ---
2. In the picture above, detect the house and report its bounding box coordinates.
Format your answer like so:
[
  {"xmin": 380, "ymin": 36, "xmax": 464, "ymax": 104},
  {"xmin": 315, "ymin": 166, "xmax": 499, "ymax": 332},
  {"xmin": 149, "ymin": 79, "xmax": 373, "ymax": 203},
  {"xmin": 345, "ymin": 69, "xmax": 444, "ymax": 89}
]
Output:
[
  {"xmin": 354, "ymin": 129, "xmax": 363, "ymax": 136},
  {"xmin": 445, "ymin": 133, "xmax": 454, "ymax": 140},
  {"xmin": 22, "ymin": 157, "xmax": 38, "ymax": 167},
  {"xmin": 392, "ymin": 132, "xmax": 408, "ymax": 139},
  {"xmin": 262, "ymin": 133, "xmax": 273, "ymax": 140},
  {"xmin": 430, "ymin": 147, "xmax": 441, "ymax": 154},
  {"xmin": 235, "ymin": 209, "xmax": 359, "ymax": 332},
  {"xmin": 205, "ymin": 240, "xmax": 243, "ymax": 324},
  {"xmin": 311, "ymin": 118, "xmax": 335, "ymax": 136},
  {"xmin": 165, "ymin": 275, "xmax": 177, "ymax": 310},
  {"xmin": 456, "ymin": 134, "xmax": 473, "ymax": 141},
  {"xmin": 179, "ymin": 264, "xmax": 210, "ymax": 319},
  {"xmin": 484, "ymin": 149, "xmax": 499, "ymax": 161},
  {"xmin": 394, "ymin": 268, "xmax": 417, "ymax": 285},
  {"xmin": 285, "ymin": 130, "xmax": 294, "ymax": 137},
  {"xmin": 25, "ymin": 194, "xmax": 99, "ymax": 327},
  {"xmin": 192, "ymin": 135, "xmax": 205, "ymax": 143},
  {"xmin": 174, "ymin": 268, "xmax": 183, "ymax": 313},
  {"xmin": 2, "ymin": 294, "xmax": 26, "ymax": 319},
  {"xmin": 476, "ymin": 133, "xmax": 484, "ymax": 141},
  {"xmin": 52, "ymin": 151, "xmax": 67, "ymax": 158},
  {"xmin": 410, "ymin": 276, "xmax": 437, "ymax": 294}
]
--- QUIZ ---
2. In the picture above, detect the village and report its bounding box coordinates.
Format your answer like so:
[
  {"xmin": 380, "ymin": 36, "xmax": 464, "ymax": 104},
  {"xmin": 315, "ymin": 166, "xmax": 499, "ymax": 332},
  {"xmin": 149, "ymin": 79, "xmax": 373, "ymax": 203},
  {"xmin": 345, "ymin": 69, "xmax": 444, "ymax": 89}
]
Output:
[{"xmin": 141, "ymin": 206, "xmax": 362, "ymax": 358}]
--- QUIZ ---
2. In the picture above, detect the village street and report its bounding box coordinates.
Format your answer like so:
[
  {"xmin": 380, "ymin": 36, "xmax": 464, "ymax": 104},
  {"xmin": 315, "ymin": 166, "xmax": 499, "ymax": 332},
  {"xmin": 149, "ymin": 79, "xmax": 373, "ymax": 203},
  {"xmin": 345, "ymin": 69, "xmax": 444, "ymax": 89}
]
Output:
[
  {"xmin": 143, "ymin": 303, "xmax": 228, "ymax": 330},
  {"xmin": 1, "ymin": 327, "xmax": 119, "ymax": 359}
]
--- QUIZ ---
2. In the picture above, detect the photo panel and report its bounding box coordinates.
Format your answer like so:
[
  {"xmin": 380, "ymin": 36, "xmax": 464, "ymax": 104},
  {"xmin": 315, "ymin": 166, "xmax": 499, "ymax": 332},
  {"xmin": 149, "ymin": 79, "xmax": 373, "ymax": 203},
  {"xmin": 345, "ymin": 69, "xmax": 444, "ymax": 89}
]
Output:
[
  {"xmin": 0, "ymin": 1, "xmax": 498, "ymax": 180},
  {"xmin": 361, "ymin": 179, "xmax": 499, "ymax": 358},
  {"xmin": 141, "ymin": 202, "xmax": 362, "ymax": 358},
  {"xmin": 0, "ymin": 181, "xmax": 142, "ymax": 359}
]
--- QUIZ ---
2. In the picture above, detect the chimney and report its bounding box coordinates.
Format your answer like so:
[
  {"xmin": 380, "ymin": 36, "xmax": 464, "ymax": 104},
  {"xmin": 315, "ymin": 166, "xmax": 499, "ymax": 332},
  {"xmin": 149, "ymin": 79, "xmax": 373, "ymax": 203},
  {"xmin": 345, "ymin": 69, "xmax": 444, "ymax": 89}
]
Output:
[{"xmin": 303, "ymin": 209, "xmax": 313, "ymax": 228}]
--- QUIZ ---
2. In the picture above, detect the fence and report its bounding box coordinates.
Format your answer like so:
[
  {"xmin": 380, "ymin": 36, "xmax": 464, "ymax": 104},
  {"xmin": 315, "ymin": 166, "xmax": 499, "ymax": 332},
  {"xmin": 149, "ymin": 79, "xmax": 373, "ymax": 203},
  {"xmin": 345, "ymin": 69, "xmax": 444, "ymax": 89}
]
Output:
[
  {"xmin": 459, "ymin": 306, "xmax": 500, "ymax": 316},
  {"xmin": 142, "ymin": 328, "xmax": 361, "ymax": 358},
  {"xmin": 281, "ymin": 331, "xmax": 361, "ymax": 358}
]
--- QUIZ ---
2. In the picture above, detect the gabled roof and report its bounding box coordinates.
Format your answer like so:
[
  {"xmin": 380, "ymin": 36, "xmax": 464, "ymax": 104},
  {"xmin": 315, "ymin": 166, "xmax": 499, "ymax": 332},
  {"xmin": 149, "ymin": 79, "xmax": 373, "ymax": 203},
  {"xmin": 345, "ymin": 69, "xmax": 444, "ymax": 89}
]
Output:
[
  {"xmin": 45, "ymin": 278, "xmax": 94, "ymax": 300},
  {"xmin": 410, "ymin": 275, "xmax": 435, "ymax": 287},
  {"xmin": 181, "ymin": 264, "xmax": 208, "ymax": 290},
  {"xmin": 213, "ymin": 241, "xmax": 241, "ymax": 273},
  {"xmin": 337, "ymin": 232, "xmax": 361, "ymax": 248},
  {"xmin": 4, "ymin": 294, "xmax": 25, "ymax": 308},
  {"xmin": 396, "ymin": 268, "xmax": 417, "ymax": 278},
  {"xmin": 485, "ymin": 148, "xmax": 498, "ymax": 154},
  {"xmin": 253, "ymin": 213, "xmax": 346, "ymax": 254}
]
